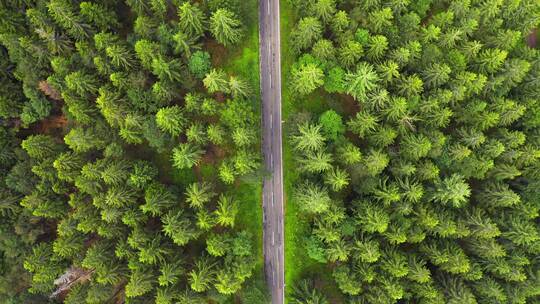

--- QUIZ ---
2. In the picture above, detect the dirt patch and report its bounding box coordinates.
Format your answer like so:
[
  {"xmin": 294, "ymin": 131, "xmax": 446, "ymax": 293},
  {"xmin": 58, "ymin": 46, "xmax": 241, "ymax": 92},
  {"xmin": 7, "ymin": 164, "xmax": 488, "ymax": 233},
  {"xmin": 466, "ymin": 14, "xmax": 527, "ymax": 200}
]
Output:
[
  {"xmin": 214, "ymin": 91, "xmax": 226, "ymax": 102},
  {"xmin": 38, "ymin": 80, "xmax": 62, "ymax": 101},
  {"xmin": 194, "ymin": 144, "xmax": 226, "ymax": 180},
  {"xmin": 201, "ymin": 144, "xmax": 226, "ymax": 164},
  {"xmin": 205, "ymin": 39, "xmax": 228, "ymax": 67},
  {"xmin": 330, "ymin": 93, "xmax": 359, "ymax": 119},
  {"xmin": 527, "ymin": 28, "xmax": 537, "ymax": 48},
  {"xmin": 36, "ymin": 115, "xmax": 68, "ymax": 134}
]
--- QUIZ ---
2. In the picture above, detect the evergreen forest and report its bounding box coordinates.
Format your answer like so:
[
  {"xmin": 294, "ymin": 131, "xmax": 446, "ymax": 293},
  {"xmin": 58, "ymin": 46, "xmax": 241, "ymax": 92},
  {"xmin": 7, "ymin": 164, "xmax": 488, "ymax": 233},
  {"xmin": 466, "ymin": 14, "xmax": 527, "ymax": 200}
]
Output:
[
  {"xmin": 0, "ymin": 0, "xmax": 266, "ymax": 303},
  {"xmin": 1, "ymin": 0, "xmax": 540, "ymax": 303},
  {"xmin": 285, "ymin": 0, "xmax": 540, "ymax": 303}
]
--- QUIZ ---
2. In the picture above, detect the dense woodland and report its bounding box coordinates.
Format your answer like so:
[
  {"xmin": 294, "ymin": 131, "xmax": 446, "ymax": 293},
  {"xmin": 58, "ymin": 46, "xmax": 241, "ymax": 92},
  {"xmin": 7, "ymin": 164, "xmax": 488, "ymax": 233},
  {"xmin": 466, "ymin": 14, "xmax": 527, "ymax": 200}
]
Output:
[
  {"xmin": 2, "ymin": 0, "xmax": 540, "ymax": 303},
  {"xmin": 0, "ymin": 0, "xmax": 267, "ymax": 303},
  {"xmin": 287, "ymin": 0, "xmax": 540, "ymax": 303}
]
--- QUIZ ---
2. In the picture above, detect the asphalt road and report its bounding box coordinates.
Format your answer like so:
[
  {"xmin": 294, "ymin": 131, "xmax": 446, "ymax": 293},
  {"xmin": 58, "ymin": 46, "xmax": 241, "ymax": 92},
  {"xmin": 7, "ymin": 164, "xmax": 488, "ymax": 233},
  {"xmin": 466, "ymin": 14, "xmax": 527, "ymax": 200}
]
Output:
[{"xmin": 259, "ymin": 0, "xmax": 284, "ymax": 303}]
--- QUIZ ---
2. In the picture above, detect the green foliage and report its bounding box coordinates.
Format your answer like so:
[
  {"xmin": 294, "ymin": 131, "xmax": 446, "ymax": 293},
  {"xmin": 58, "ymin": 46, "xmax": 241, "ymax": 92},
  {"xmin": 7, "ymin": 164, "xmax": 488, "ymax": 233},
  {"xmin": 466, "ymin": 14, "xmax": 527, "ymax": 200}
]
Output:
[
  {"xmin": 344, "ymin": 62, "xmax": 379, "ymax": 101},
  {"xmin": 203, "ymin": 69, "xmax": 229, "ymax": 94},
  {"xmin": 292, "ymin": 122, "xmax": 326, "ymax": 152},
  {"xmin": 318, "ymin": 110, "xmax": 345, "ymax": 141},
  {"xmin": 210, "ymin": 9, "xmax": 244, "ymax": 47},
  {"xmin": 291, "ymin": 62, "xmax": 324, "ymax": 95},
  {"xmin": 178, "ymin": 2, "xmax": 206, "ymax": 37},
  {"xmin": 290, "ymin": 279, "xmax": 328, "ymax": 304},
  {"xmin": 188, "ymin": 51, "xmax": 212, "ymax": 79},
  {"xmin": 172, "ymin": 143, "xmax": 204, "ymax": 170},
  {"xmin": 21, "ymin": 135, "xmax": 61, "ymax": 160},
  {"xmin": 294, "ymin": 181, "xmax": 331, "ymax": 214},
  {"xmin": 289, "ymin": 0, "xmax": 540, "ymax": 302},
  {"xmin": 0, "ymin": 0, "xmax": 260, "ymax": 301},
  {"xmin": 291, "ymin": 17, "xmax": 322, "ymax": 53},
  {"xmin": 156, "ymin": 106, "xmax": 187, "ymax": 136}
]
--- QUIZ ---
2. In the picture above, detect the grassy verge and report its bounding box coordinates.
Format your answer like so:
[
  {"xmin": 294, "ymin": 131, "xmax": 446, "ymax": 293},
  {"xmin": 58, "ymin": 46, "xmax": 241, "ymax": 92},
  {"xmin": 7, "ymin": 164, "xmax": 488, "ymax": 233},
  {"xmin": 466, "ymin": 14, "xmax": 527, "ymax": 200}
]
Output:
[
  {"xmin": 280, "ymin": 0, "xmax": 321, "ymax": 300},
  {"xmin": 281, "ymin": 1, "xmax": 344, "ymax": 302},
  {"xmin": 214, "ymin": 0, "xmax": 265, "ymax": 295}
]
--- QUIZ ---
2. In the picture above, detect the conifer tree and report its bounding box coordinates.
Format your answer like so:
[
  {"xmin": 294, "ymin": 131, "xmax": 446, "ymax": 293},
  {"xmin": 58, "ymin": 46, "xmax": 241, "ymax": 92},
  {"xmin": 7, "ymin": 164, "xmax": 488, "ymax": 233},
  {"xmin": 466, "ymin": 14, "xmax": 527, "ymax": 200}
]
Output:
[{"xmin": 210, "ymin": 9, "xmax": 244, "ymax": 46}]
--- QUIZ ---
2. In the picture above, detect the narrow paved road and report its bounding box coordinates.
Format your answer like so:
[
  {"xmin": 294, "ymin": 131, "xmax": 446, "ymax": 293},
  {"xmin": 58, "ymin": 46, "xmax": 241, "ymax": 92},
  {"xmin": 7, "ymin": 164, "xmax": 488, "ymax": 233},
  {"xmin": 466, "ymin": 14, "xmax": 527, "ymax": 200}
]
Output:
[{"xmin": 259, "ymin": 0, "xmax": 284, "ymax": 303}]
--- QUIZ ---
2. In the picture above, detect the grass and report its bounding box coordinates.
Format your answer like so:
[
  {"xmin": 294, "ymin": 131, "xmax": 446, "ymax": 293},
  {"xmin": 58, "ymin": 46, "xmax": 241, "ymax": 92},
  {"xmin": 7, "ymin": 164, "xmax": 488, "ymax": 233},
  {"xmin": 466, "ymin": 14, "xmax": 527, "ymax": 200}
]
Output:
[
  {"xmin": 146, "ymin": 0, "xmax": 263, "ymax": 301},
  {"xmin": 280, "ymin": 1, "xmax": 344, "ymax": 302},
  {"xmin": 209, "ymin": 0, "xmax": 265, "ymax": 299}
]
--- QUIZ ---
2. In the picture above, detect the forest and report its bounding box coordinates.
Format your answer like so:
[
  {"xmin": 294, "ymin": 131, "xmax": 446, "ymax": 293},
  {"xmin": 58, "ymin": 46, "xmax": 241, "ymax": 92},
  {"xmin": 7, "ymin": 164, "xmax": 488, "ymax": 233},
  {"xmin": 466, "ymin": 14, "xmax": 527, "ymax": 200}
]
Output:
[
  {"xmin": 0, "ymin": 0, "xmax": 267, "ymax": 303},
  {"xmin": 284, "ymin": 0, "xmax": 540, "ymax": 303},
  {"xmin": 2, "ymin": 0, "xmax": 540, "ymax": 303}
]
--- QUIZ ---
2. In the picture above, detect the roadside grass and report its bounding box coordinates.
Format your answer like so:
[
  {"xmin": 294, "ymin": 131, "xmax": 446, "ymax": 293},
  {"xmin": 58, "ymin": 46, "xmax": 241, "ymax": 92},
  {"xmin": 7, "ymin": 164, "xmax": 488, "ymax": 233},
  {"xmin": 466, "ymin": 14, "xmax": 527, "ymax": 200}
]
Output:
[
  {"xmin": 281, "ymin": 1, "xmax": 345, "ymax": 302},
  {"xmin": 146, "ymin": 0, "xmax": 263, "ymax": 300},
  {"xmin": 210, "ymin": 0, "xmax": 265, "ymax": 296}
]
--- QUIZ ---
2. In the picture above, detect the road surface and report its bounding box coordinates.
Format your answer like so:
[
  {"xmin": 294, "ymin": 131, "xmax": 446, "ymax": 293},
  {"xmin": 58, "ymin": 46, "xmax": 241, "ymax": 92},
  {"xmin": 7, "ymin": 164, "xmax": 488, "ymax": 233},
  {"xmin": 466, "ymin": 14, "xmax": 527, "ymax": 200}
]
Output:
[{"xmin": 259, "ymin": 0, "xmax": 284, "ymax": 303}]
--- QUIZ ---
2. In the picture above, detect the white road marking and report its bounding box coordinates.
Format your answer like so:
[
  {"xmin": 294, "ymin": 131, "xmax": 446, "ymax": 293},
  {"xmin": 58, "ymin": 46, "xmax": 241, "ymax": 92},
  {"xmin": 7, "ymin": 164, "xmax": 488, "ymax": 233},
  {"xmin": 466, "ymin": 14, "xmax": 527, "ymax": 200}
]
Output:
[{"xmin": 272, "ymin": 231, "xmax": 275, "ymax": 245}]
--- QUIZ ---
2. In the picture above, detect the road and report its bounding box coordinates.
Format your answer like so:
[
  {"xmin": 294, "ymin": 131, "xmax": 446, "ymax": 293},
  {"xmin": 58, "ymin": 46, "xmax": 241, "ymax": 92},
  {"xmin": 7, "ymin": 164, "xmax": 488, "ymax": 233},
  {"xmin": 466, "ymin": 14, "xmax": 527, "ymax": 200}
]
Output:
[{"xmin": 259, "ymin": 0, "xmax": 284, "ymax": 303}]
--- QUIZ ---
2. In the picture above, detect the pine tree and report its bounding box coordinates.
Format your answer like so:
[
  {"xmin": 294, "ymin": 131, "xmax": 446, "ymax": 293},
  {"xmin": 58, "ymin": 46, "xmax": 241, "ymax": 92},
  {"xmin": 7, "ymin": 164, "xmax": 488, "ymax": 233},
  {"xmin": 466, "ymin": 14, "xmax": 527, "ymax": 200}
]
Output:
[
  {"xmin": 474, "ymin": 48, "xmax": 508, "ymax": 74},
  {"xmin": 294, "ymin": 181, "xmax": 332, "ymax": 214},
  {"xmin": 363, "ymin": 149, "xmax": 390, "ymax": 176},
  {"xmin": 291, "ymin": 17, "xmax": 322, "ymax": 52},
  {"xmin": 47, "ymin": 0, "xmax": 91, "ymax": 40},
  {"xmin": 162, "ymin": 209, "xmax": 199, "ymax": 246},
  {"xmin": 185, "ymin": 182, "xmax": 216, "ymax": 209},
  {"xmin": 331, "ymin": 10, "xmax": 349, "ymax": 34},
  {"xmin": 337, "ymin": 142, "xmax": 362, "ymax": 165},
  {"xmin": 324, "ymin": 167, "xmax": 350, "ymax": 192},
  {"xmin": 422, "ymin": 63, "xmax": 451, "ymax": 88},
  {"xmin": 312, "ymin": 39, "xmax": 336, "ymax": 62},
  {"xmin": 291, "ymin": 63, "xmax": 324, "ymax": 95},
  {"xmin": 339, "ymin": 40, "xmax": 363, "ymax": 68},
  {"xmin": 64, "ymin": 71, "xmax": 99, "ymax": 96},
  {"xmin": 142, "ymin": 182, "xmax": 177, "ymax": 216},
  {"xmin": 125, "ymin": 269, "xmax": 154, "ymax": 298},
  {"xmin": 367, "ymin": 35, "xmax": 389, "ymax": 60},
  {"xmin": 21, "ymin": 134, "xmax": 61, "ymax": 160},
  {"xmin": 106, "ymin": 44, "xmax": 135, "ymax": 70},
  {"xmin": 430, "ymin": 174, "xmax": 471, "ymax": 208},
  {"xmin": 79, "ymin": 2, "xmax": 118, "ymax": 31},
  {"xmin": 311, "ymin": 0, "xmax": 336, "ymax": 23},
  {"xmin": 214, "ymin": 194, "xmax": 238, "ymax": 227},
  {"xmin": 158, "ymin": 261, "xmax": 184, "ymax": 287},
  {"xmin": 210, "ymin": 9, "xmax": 244, "ymax": 46},
  {"xmin": 228, "ymin": 76, "xmax": 251, "ymax": 98},
  {"xmin": 367, "ymin": 8, "xmax": 394, "ymax": 33},
  {"xmin": 151, "ymin": 56, "xmax": 183, "ymax": 82},
  {"xmin": 354, "ymin": 237, "xmax": 381, "ymax": 263},
  {"xmin": 290, "ymin": 279, "xmax": 329, "ymax": 304},
  {"xmin": 219, "ymin": 160, "xmax": 236, "ymax": 184},
  {"xmin": 208, "ymin": 124, "xmax": 226, "ymax": 145},
  {"xmin": 344, "ymin": 62, "xmax": 379, "ymax": 101},
  {"xmin": 299, "ymin": 150, "xmax": 333, "ymax": 173},
  {"xmin": 400, "ymin": 134, "xmax": 432, "ymax": 160},
  {"xmin": 188, "ymin": 258, "xmax": 215, "ymax": 293},
  {"xmin": 53, "ymin": 152, "xmax": 84, "ymax": 182},
  {"xmin": 203, "ymin": 69, "xmax": 230, "ymax": 94},
  {"xmin": 356, "ymin": 200, "xmax": 390, "ymax": 233},
  {"xmin": 347, "ymin": 110, "xmax": 379, "ymax": 138},
  {"xmin": 172, "ymin": 143, "xmax": 204, "ymax": 169},
  {"xmin": 177, "ymin": 2, "xmax": 206, "ymax": 37},
  {"xmin": 292, "ymin": 122, "xmax": 326, "ymax": 152},
  {"xmin": 206, "ymin": 233, "xmax": 230, "ymax": 257}
]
